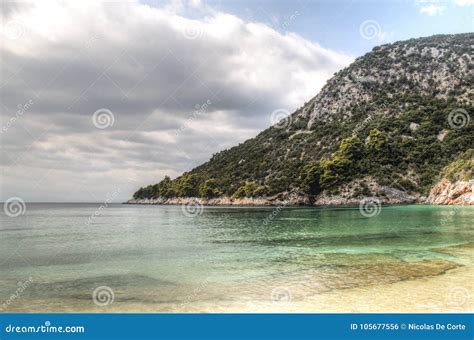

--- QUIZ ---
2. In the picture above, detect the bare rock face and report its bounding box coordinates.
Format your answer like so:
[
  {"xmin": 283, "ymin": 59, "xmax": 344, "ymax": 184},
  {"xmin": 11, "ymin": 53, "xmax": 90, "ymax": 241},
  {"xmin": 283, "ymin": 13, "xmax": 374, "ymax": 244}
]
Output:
[
  {"xmin": 427, "ymin": 179, "xmax": 474, "ymax": 205},
  {"xmin": 314, "ymin": 177, "xmax": 418, "ymax": 205}
]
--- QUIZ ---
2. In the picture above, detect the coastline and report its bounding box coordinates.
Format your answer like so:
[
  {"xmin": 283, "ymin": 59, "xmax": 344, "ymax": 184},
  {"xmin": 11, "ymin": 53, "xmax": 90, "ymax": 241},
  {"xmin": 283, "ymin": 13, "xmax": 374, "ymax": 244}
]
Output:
[
  {"xmin": 125, "ymin": 195, "xmax": 473, "ymax": 207},
  {"xmin": 126, "ymin": 179, "xmax": 473, "ymax": 207}
]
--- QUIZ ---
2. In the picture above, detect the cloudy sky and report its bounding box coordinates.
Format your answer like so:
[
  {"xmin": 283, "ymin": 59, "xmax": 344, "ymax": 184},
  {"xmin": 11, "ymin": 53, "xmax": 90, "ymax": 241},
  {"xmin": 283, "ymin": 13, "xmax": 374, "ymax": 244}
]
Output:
[{"xmin": 1, "ymin": 0, "xmax": 472, "ymax": 202}]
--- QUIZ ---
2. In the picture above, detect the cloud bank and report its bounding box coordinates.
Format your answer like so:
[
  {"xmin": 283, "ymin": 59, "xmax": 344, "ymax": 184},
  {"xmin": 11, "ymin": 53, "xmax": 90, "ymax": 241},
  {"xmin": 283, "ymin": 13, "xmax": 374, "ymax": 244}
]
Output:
[{"xmin": 0, "ymin": 0, "xmax": 352, "ymax": 202}]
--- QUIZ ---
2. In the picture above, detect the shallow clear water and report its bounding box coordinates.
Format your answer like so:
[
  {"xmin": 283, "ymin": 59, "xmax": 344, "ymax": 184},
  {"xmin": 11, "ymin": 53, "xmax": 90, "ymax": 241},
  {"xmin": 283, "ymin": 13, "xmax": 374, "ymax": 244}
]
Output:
[{"xmin": 0, "ymin": 204, "xmax": 472, "ymax": 312}]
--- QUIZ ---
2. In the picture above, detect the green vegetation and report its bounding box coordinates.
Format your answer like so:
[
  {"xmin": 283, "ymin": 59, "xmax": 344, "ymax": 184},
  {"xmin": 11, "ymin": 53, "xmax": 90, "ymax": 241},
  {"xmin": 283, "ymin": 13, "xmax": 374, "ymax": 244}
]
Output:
[
  {"xmin": 199, "ymin": 179, "xmax": 222, "ymax": 198},
  {"xmin": 134, "ymin": 175, "xmax": 221, "ymax": 199},
  {"xmin": 301, "ymin": 163, "xmax": 321, "ymax": 195},
  {"xmin": 438, "ymin": 149, "xmax": 474, "ymax": 182},
  {"xmin": 232, "ymin": 182, "xmax": 264, "ymax": 199},
  {"xmin": 318, "ymin": 135, "xmax": 364, "ymax": 189}
]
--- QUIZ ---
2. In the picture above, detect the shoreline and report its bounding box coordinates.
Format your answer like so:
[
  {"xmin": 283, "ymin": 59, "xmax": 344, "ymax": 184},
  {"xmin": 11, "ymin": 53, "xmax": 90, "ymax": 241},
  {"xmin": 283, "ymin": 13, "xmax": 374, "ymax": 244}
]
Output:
[
  {"xmin": 124, "ymin": 197, "xmax": 473, "ymax": 207},
  {"xmin": 126, "ymin": 179, "xmax": 473, "ymax": 207},
  {"xmin": 125, "ymin": 195, "xmax": 417, "ymax": 206}
]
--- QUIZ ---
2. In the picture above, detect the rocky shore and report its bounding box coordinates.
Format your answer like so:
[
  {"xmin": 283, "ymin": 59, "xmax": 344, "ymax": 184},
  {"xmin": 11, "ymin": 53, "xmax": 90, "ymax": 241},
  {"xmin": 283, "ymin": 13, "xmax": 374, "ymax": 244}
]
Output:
[
  {"xmin": 126, "ymin": 196, "xmax": 299, "ymax": 206},
  {"xmin": 125, "ymin": 196, "xmax": 417, "ymax": 206},
  {"xmin": 126, "ymin": 178, "xmax": 473, "ymax": 206},
  {"xmin": 426, "ymin": 179, "xmax": 474, "ymax": 205}
]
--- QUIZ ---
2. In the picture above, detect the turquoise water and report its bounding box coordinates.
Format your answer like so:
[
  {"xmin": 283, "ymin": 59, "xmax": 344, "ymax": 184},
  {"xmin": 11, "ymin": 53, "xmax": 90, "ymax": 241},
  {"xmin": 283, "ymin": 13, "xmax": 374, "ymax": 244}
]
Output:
[{"xmin": 0, "ymin": 204, "xmax": 472, "ymax": 312}]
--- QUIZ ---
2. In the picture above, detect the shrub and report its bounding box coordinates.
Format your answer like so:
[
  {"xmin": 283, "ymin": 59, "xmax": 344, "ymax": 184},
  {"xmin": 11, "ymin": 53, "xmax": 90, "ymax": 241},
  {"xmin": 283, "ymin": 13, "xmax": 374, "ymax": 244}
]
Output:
[{"xmin": 199, "ymin": 179, "xmax": 222, "ymax": 198}]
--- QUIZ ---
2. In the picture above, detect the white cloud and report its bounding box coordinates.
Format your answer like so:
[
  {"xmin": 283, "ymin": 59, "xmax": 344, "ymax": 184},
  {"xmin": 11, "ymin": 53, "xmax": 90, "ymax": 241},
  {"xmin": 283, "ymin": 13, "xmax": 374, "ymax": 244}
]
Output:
[
  {"xmin": 0, "ymin": 0, "xmax": 352, "ymax": 201},
  {"xmin": 454, "ymin": 0, "xmax": 474, "ymax": 6},
  {"xmin": 416, "ymin": 0, "xmax": 473, "ymax": 16},
  {"xmin": 419, "ymin": 4, "xmax": 446, "ymax": 15}
]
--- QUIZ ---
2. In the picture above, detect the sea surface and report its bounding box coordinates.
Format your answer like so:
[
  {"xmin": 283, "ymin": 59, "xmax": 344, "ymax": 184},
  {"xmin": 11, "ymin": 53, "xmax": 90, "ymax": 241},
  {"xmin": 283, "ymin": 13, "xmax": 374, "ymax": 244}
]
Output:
[{"xmin": 0, "ymin": 203, "xmax": 472, "ymax": 312}]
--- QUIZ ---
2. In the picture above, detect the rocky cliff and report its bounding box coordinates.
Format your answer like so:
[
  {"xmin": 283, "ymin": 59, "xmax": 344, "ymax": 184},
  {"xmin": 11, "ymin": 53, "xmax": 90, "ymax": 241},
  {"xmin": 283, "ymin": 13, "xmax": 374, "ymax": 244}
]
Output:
[{"xmin": 427, "ymin": 150, "xmax": 473, "ymax": 205}]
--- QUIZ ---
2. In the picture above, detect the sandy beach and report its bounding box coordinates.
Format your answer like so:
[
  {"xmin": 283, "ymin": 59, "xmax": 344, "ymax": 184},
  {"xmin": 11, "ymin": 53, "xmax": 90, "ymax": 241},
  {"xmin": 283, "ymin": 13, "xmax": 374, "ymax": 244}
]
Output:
[{"xmin": 6, "ymin": 243, "xmax": 472, "ymax": 313}]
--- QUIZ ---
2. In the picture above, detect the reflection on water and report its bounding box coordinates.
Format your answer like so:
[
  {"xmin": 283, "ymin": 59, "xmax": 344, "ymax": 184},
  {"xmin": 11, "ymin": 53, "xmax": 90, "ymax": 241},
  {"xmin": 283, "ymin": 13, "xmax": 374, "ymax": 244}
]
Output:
[{"xmin": 0, "ymin": 204, "xmax": 472, "ymax": 312}]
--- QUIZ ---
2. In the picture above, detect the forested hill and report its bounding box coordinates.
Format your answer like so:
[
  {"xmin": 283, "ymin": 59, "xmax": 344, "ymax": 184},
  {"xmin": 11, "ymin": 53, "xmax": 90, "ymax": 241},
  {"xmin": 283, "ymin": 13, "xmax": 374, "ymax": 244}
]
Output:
[{"xmin": 131, "ymin": 33, "xmax": 473, "ymax": 205}]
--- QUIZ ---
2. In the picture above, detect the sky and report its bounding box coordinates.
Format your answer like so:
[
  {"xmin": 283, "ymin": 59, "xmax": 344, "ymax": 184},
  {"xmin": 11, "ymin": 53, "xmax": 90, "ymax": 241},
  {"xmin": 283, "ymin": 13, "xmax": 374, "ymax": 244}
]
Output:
[{"xmin": 0, "ymin": 0, "xmax": 473, "ymax": 202}]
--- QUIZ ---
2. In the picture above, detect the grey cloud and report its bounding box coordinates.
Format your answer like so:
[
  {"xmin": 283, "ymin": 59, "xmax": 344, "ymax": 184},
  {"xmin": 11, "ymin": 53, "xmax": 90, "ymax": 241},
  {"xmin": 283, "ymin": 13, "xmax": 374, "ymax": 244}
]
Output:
[{"xmin": 0, "ymin": 0, "xmax": 352, "ymax": 202}]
